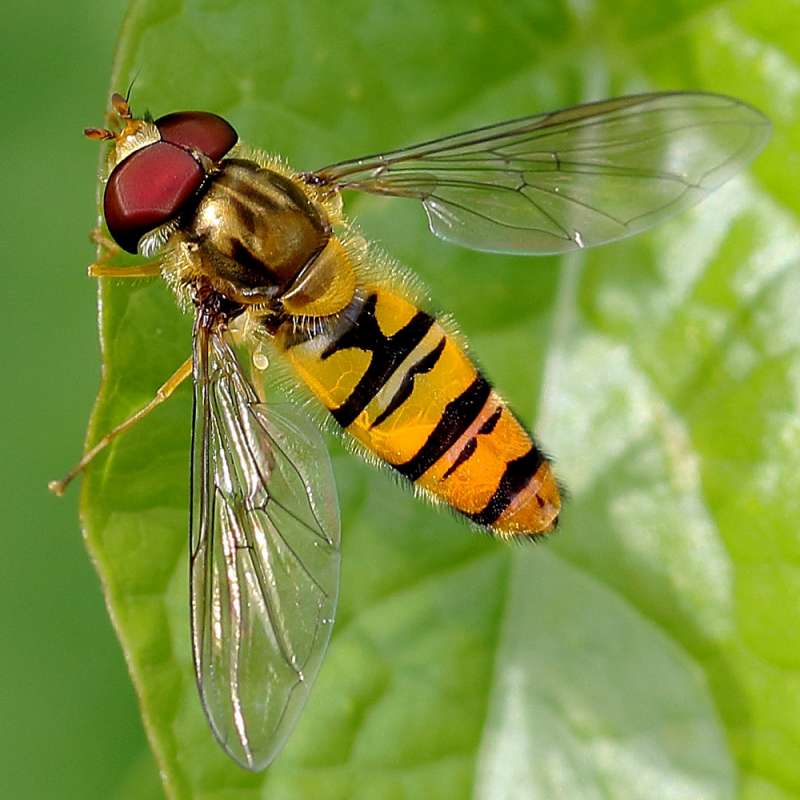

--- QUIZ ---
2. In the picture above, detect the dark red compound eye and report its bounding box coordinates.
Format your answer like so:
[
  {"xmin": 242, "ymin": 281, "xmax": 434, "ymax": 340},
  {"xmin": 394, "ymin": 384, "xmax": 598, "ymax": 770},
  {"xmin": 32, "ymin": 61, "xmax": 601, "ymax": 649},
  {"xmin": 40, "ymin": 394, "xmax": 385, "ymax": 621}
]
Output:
[
  {"xmin": 104, "ymin": 141, "xmax": 205, "ymax": 253},
  {"xmin": 156, "ymin": 111, "xmax": 238, "ymax": 161}
]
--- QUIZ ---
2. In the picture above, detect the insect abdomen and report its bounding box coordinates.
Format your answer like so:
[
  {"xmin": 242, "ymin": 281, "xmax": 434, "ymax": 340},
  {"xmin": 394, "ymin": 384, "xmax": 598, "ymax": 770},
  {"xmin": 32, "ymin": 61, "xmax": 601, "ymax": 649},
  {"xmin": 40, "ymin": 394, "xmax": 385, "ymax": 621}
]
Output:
[{"xmin": 280, "ymin": 284, "xmax": 560, "ymax": 537}]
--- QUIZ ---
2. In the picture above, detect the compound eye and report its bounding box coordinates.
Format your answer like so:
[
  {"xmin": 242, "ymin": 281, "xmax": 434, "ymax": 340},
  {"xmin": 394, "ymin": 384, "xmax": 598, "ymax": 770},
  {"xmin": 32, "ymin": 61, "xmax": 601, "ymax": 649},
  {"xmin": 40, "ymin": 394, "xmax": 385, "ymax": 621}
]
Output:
[
  {"xmin": 156, "ymin": 111, "xmax": 238, "ymax": 161},
  {"xmin": 104, "ymin": 141, "xmax": 205, "ymax": 253}
]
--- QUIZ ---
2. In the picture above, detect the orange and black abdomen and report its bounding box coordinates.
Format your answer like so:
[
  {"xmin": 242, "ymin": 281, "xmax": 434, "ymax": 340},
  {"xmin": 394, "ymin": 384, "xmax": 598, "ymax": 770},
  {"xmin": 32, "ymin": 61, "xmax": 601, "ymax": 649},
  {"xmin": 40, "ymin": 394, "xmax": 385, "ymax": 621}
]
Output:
[{"xmin": 280, "ymin": 284, "xmax": 560, "ymax": 537}]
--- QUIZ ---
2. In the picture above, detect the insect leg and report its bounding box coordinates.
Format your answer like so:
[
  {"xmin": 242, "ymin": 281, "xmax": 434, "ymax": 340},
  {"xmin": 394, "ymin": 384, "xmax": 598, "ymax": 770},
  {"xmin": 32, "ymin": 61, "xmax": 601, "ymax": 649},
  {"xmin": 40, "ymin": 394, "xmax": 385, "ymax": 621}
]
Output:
[
  {"xmin": 89, "ymin": 226, "xmax": 119, "ymax": 253},
  {"xmin": 48, "ymin": 356, "xmax": 193, "ymax": 496},
  {"xmin": 86, "ymin": 227, "xmax": 162, "ymax": 278},
  {"xmin": 88, "ymin": 261, "xmax": 162, "ymax": 278}
]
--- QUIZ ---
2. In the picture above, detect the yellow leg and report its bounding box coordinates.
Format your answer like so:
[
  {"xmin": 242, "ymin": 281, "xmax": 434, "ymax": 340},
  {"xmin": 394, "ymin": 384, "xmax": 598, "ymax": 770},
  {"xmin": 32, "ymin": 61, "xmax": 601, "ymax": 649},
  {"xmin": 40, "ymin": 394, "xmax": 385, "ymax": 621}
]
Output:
[
  {"xmin": 49, "ymin": 357, "xmax": 193, "ymax": 496},
  {"xmin": 87, "ymin": 227, "xmax": 162, "ymax": 278},
  {"xmin": 88, "ymin": 261, "xmax": 162, "ymax": 278},
  {"xmin": 90, "ymin": 227, "xmax": 119, "ymax": 253}
]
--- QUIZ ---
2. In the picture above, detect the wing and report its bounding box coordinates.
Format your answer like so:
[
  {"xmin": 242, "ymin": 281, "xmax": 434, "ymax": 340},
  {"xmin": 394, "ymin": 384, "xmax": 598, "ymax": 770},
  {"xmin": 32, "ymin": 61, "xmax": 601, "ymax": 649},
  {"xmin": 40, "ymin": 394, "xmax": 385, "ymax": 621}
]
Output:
[
  {"xmin": 311, "ymin": 92, "xmax": 770, "ymax": 254},
  {"xmin": 190, "ymin": 321, "xmax": 340, "ymax": 771}
]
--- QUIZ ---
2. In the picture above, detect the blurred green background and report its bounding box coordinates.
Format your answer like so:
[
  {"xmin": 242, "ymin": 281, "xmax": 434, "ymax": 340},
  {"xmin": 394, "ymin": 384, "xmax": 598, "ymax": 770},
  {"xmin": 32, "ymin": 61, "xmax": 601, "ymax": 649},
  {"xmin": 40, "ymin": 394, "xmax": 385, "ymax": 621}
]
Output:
[
  {"xmin": 5, "ymin": 2, "xmax": 799, "ymax": 799},
  {"xmin": 2, "ymin": 3, "xmax": 152, "ymax": 798}
]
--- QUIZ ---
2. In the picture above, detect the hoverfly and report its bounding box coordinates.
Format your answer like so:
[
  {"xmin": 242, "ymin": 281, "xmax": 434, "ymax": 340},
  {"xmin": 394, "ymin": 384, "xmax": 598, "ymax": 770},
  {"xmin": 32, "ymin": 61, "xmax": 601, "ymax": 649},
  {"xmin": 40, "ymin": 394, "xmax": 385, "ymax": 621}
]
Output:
[{"xmin": 51, "ymin": 91, "xmax": 769, "ymax": 769}]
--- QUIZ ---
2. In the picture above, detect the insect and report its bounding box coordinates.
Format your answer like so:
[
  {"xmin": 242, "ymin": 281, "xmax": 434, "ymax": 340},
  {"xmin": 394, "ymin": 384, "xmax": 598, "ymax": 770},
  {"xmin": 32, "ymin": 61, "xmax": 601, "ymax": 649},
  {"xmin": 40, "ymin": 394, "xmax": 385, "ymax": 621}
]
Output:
[{"xmin": 51, "ymin": 90, "xmax": 769, "ymax": 769}]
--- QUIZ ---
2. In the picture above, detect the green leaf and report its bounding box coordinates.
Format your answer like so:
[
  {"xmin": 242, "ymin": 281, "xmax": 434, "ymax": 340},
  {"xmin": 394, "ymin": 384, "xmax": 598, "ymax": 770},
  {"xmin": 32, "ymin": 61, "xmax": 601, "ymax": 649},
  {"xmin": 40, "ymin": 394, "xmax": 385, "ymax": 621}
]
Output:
[{"xmin": 82, "ymin": 1, "xmax": 800, "ymax": 797}]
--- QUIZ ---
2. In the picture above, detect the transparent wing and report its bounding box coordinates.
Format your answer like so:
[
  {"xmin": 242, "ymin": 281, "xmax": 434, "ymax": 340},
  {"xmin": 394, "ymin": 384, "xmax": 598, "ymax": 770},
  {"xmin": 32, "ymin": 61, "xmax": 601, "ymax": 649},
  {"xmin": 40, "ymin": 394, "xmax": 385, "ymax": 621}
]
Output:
[
  {"xmin": 312, "ymin": 92, "xmax": 770, "ymax": 254},
  {"xmin": 190, "ymin": 322, "xmax": 340, "ymax": 771}
]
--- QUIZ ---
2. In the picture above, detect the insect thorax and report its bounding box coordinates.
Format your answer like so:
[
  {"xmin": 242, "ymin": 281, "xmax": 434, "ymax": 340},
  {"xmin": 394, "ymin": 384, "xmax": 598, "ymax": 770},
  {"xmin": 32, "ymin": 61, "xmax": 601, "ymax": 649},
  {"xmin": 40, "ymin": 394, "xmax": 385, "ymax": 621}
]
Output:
[{"xmin": 183, "ymin": 159, "xmax": 332, "ymax": 305}]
